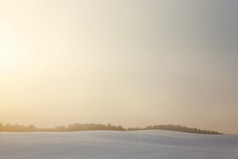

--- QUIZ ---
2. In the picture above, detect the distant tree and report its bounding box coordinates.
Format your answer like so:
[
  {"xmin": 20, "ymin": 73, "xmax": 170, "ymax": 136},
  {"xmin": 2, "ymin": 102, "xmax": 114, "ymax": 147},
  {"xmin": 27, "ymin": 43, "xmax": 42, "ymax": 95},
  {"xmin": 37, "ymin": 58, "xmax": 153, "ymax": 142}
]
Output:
[
  {"xmin": 0, "ymin": 123, "xmax": 3, "ymax": 131},
  {"xmin": 27, "ymin": 124, "xmax": 36, "ymax": 131}
]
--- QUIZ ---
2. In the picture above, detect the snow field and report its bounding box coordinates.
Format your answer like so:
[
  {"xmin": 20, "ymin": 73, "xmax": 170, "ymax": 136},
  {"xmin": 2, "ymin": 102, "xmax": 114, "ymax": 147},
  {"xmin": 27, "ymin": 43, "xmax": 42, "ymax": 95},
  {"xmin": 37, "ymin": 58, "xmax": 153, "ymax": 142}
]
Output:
[{"xmin": 1, "ymin": 130, "xmax": 238, "ymax": 159}]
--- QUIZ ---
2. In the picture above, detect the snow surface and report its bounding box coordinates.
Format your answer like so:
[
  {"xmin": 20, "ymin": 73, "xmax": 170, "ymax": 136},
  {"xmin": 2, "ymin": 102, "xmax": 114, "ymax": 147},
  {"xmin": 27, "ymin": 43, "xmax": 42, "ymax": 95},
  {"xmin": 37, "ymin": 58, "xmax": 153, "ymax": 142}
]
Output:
[{"xmin": 1, "ymin": 130, "xmax": 238, "ymax": 159}]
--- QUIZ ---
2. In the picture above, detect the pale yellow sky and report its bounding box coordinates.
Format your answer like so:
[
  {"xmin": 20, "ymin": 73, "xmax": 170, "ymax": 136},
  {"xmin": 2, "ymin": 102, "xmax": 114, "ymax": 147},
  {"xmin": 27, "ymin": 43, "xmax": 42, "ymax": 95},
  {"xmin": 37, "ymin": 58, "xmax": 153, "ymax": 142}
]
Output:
[{"xmin": 0, "ymin": 0, "xmax": 238, "ymax": 133}]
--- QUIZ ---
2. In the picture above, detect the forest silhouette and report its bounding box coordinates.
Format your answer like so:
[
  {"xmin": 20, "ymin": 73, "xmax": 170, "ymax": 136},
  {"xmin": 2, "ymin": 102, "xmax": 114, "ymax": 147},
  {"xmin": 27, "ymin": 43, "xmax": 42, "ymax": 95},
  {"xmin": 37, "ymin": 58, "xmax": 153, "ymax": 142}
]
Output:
[{"xmin": 0, "ymin": 123, "xmax": 222, "ymax": 134}]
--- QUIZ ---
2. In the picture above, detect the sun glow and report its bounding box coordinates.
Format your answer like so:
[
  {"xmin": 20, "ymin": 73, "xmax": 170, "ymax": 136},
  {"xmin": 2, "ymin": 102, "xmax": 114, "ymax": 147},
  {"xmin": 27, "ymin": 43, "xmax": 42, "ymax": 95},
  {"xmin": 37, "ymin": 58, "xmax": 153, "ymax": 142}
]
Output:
[
  {"xmin": 0, "ymin": 0, "xmax": 238, "ymax": 134},
  {"xmin": 0, "ymin": 21, "xmax": 34, "ymax": 74},
  {"xmin": 0, "ymin": 37, "xmax": 16, "ymax": 73}
]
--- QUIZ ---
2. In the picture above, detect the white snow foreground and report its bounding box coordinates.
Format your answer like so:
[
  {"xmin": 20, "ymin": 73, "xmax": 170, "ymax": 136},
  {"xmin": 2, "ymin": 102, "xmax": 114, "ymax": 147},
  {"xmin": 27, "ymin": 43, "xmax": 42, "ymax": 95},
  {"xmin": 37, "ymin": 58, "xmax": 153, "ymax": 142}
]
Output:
[{"xmin": 1, "ymin": 130, "xmax": 238, "ymax": 159}]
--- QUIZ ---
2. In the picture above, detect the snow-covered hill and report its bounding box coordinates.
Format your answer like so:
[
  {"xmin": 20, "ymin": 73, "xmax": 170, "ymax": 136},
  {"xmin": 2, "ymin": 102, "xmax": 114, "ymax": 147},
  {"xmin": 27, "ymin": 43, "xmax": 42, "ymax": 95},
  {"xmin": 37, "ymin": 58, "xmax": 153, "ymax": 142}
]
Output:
[{"xmin": 1, "ymin": 130, "xmax": 238, "ymax": 159}]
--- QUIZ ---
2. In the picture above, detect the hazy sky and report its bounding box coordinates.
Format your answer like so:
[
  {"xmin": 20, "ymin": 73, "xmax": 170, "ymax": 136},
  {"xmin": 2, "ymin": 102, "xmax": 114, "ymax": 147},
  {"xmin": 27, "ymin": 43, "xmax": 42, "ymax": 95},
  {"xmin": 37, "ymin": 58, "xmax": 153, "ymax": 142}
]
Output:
[{"xmin": 0, "ymin": 0, "xmax": 238, "ymax": 133}]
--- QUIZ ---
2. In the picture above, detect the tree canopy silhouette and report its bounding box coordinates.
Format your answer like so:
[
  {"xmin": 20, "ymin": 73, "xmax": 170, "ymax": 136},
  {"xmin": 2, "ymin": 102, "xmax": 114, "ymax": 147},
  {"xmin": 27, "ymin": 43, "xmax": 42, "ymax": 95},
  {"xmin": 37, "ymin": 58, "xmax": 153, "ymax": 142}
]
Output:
[{"xmin": 0, "ymin": 123, "xmax": 222, "ymax": 134}]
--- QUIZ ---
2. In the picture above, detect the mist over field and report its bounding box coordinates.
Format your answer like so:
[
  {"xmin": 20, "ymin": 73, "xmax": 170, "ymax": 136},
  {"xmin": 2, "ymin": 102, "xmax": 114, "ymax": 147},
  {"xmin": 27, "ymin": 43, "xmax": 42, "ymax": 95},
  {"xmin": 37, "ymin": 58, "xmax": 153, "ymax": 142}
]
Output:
[
  {"xmin": 1, "ymin": 0, "xmax": 238, "ymax": 158},
  {"xmin": 1, "ymin": 0, "xmax": 238, "ymax": 134}
]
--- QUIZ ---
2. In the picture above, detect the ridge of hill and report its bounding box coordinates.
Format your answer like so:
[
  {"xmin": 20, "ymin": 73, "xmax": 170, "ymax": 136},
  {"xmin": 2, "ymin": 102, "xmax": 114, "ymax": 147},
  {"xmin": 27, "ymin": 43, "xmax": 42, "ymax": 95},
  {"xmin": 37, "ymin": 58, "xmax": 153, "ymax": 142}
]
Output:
[{"xmin": 0, "ymin": 123, "xmax": 222, "ymax": 134}]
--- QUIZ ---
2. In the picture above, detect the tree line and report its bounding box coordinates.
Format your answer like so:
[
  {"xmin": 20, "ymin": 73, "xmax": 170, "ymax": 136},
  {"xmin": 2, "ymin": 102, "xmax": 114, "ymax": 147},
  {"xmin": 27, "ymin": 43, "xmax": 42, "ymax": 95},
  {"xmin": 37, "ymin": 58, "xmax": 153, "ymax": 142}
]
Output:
[
  {"xmin": 0, "ymin": 123, "xmax": 222, "ymax": 134},
  {"xmin": 0, "ymin": 123, "xmax": 125, "ymax": 132},
  {"xmin": 128, "ymin": 124, "xmax": 222, "ymax": 134}
]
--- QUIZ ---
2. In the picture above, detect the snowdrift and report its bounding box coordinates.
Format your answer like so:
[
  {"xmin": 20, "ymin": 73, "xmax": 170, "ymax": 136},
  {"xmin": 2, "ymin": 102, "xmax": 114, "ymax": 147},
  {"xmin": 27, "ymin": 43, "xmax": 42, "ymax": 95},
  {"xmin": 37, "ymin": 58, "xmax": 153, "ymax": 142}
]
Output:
[{"xmin": 1, "ymin": 130, "xmax": 238, "ymax": 159}]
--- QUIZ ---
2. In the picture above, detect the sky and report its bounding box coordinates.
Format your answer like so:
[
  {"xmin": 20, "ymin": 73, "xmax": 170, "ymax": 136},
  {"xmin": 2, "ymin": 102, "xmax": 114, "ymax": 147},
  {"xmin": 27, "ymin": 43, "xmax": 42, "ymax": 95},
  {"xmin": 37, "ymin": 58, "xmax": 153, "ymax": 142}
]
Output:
[{"xmin": 0, "ymin": 0, "xmax": 237, "ymax": 134}]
